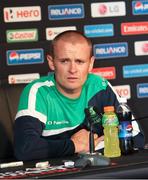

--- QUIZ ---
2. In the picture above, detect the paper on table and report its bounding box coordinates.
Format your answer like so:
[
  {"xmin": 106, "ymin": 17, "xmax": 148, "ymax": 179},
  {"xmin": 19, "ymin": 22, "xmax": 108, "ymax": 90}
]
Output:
[{"xmin": 95, "ymin": 141, "xmax": 104, "ymax": 151}]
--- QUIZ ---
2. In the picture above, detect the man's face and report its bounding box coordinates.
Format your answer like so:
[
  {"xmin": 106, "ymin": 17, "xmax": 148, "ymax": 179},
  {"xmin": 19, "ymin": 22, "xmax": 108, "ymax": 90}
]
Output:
[{"xmin": 48, "ymin": 39, "xmax": 94, "ymax": 97}]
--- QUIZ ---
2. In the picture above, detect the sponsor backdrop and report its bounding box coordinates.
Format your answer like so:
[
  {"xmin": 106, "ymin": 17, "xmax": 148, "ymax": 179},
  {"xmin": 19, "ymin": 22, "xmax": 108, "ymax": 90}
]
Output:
[{"xmin": 1, "ymin": 0, "xmax": 148, "ymax": 141}]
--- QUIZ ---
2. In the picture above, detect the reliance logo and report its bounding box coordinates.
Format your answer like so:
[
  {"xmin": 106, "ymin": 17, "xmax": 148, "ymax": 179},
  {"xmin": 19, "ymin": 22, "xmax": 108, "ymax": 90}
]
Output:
[
  {"xmin": 132, "ymin": 0, "xmax": 148, "ymax": 15},
  {"xmin": 3, "ymin": 6, "xmax": 41, "ymax": 22},
  {"xmin": 94, "ymin": 42, "xmax": 128, "ymax": 59},
  {"xmin": 137, "ymin": 83, "xmax": 148, "ymax": 98},
  {"xmin": 48, "ymin": 4, "xmax": 84, "ymax": 20}
]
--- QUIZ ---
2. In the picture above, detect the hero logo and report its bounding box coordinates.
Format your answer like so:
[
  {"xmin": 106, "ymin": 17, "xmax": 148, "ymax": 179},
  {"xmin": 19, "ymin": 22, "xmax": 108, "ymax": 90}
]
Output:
[
  {"xmin": 94, "ymin": 42, "xmax": 128, "ymax": 59},
  {"xmin": 132, "ymin": 0, "xmax": 148, "ymax": 15},
  {"xmin": 91, "ymin": 1, "xmax": 126, "ymax": 17},
  {"xmin": 48, "ymin": 4, "xmax": 84, "ymax": 20},
  {"xmin": 134, "ymin": 41, "xmax": 148, "ymax": 56},
  {"xmin": 3, "ymin": 6, "xmax": 41, "ymax": 22},
  {"xmin": 113, "ymin": 85, "xmax": 131, "ymax": 99}
]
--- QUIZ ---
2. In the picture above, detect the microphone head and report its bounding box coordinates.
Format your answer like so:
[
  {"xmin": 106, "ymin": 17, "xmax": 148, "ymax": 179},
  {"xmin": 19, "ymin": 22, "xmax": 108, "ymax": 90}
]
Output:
[
  {"xmin": 84, "ymin": 106, "xmax": 102, "ymax": 124},
  {"xmin": 84, "ymin": 108, "xmax": 90, "ymax": 116}
]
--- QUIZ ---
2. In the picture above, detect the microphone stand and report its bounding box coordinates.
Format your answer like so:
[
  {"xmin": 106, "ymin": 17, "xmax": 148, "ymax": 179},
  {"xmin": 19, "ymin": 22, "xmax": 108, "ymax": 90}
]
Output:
[{"xmin": 74, "ymin": 114, "xmax": 111, "ymax": 168}]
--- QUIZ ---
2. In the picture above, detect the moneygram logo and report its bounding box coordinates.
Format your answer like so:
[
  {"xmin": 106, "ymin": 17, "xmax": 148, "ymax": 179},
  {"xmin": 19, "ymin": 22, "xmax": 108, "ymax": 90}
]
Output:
[
  {"xmin": 6, "ymin": 29, "xmax": 38, "ymax": 43},
  {"xmin": 7, "ymin": 49, "xmax": 44, "ymax": 65},
  {"xmin": 123, "ymin": 64, "xmax": 148, "ymax": 78},
  {"xmin": 113, "ymin": 85, "xmax": 131, "ymax": 99},
  {"xmin": 3, "ymin": 6, "xmax": 41, "ymax": 22},
  {"xmin": 94, "ymin": 42, "xmax": 128, "ymax": 59},
  {"xmin": 121, "ymin": 22, "xmax": 148, "ymax": 35},
  {"xmin": 48, "ymin": 4, "xmax": 84, "ymax": 20},
  {"xmin": 46, "ymin": 26, "xmax": 76, "ymax": 40},
  {"xmin": 91, "ymin": 1, "xmax": 126, "ymax": 17},
  {"xmin": 132, "ymin": 0, "xmax": 148, "ymax": 15},
  {"xmin": 91, "ymin": 67, "xmax": 116, "ymax": 79},
  {"xmin": 134, "ymin": 40, "xmax": 148, "ymax": 56},
  {"xmin": 137, "ymin": 83, "xmax": 148, "ymax": 98},
  {"xmin": 84, "ymin": 24, "xmax": 114, "ymax": 38}
]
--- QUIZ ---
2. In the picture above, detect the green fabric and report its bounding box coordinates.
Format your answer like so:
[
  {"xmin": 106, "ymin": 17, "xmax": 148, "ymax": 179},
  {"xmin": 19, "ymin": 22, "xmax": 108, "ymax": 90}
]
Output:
[{"xmin": 16, "ymin": 73, "xmax": 108, "ymax": 132}]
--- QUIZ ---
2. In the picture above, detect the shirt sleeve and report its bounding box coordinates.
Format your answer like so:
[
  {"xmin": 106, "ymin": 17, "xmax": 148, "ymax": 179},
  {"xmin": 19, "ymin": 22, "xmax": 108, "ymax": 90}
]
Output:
[{"xmin": 14, "ymin": 116, "xmax": 75, "ymax": 161}]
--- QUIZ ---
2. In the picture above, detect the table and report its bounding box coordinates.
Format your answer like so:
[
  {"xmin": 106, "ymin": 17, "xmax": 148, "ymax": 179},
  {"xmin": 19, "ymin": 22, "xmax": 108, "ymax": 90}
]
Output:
[{"xmin": 0, "ymin": 149, "xmax": 148, "ymax": 179}]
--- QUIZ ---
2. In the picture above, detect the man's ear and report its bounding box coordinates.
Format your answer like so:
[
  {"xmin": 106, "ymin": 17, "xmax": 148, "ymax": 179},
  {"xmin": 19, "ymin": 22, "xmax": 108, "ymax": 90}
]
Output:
[
  {"xmin": 47, "ymin": 55, "xmax": 55, "ymax": 71},
  {"xmin": 88, "ymin": 56, "xmax": 95, "ymax": 72}
]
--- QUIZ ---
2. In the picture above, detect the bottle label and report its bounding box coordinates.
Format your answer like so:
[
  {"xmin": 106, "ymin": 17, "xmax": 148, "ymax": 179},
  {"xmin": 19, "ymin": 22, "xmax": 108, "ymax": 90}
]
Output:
[
  {"xmin": 118, "ymin": 121, "xmax": 133, "ymax": 138},
  {"xmin": 102, "ymin": 114, "xmax": 119, "ymax": 126}
]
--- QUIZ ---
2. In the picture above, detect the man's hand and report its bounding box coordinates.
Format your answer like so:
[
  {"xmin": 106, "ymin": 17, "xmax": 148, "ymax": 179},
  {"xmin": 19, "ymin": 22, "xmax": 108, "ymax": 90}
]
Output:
[{"xmin": 71, "ymin": 129, "xmax": 104, "ymax": 153}]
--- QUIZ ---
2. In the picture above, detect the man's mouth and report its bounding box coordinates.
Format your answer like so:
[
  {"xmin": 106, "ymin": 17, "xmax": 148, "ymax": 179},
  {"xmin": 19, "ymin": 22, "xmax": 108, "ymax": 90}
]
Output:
[{"xmin": 67, "ymin": 77, "xmax": 78, "ymax": 81}]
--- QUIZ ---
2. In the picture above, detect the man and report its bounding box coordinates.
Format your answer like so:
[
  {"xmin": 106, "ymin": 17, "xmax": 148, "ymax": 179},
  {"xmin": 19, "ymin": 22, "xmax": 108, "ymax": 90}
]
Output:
[{"xmin": 14, "ymin": 30, "xmax": 144, "ymax": 161}]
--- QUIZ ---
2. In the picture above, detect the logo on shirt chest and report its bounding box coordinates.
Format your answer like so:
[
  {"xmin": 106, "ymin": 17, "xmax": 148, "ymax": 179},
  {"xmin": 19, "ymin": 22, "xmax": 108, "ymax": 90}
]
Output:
[{"xmin": 47, "ymin": 120, "xmax": 69, "ymax": 126}]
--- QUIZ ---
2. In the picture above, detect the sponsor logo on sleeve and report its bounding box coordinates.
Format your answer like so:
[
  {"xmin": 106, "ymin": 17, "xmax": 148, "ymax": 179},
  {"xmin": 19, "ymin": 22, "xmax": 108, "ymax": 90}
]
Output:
[
  {"xmin": 137, "ymin": 83, "xmax": 148, "ymax": 98},
  {"xmin": 134, "ymin": 40, "xmax": 148, "ymax": 56},
  {"xmin": 48, "ymin": 4, "xmax": 84, "ymax": 20},
  {"xmin": 46, "ymin": 26, "xmax": 76, "ymax": 40},
  {"xmin": 123, "ymin": 64, "xmax": 148, "ymax": 78},
  {"xmin": 84, "ymin": 24, "xmax": 114, "ymax": 38},
  {"xmin": 3, "ymin": 6, "xmax": 41, "ymax": 22},
  {"xmin": 94, "ymin": 42, "xmax": 128, "ymax": 59},
  {"xmin": 7, "ymin": 49, "xmax": 44, "ymax": 65},
  {"xmin": 121, "ymin": 21, "xmax": 148, "ymax": 35},
  {"xmin": 113, "ymin": 85, "xmax": 131, "ymax": 99},
  {"xmin": 6, "ymin": 29, "xmax": 38, "ymax": 43},
  {"xmin": 8, "ymin": 73, "xmax": 40, "ymax": 84},
  {"xmin": 91, "ymin": 1, "xmax": 126, "ymax": 17},
  {"xmin": 132, "ymin": 0, "xmax": 148, "ymax": 15},
  {"xmin": 91, "ymin": 67, "xmax": 116, "ymax": 79}
]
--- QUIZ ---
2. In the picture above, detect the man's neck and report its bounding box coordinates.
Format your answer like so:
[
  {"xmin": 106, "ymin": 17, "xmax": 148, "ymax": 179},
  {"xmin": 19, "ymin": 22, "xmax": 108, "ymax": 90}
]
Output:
[{"xmin": 56, "ymin": 86, "xmax": 82, "ymax": 99}]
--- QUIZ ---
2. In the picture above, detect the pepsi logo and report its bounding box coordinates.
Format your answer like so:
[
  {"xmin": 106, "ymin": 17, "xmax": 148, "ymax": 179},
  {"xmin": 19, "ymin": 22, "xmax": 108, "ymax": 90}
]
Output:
[{"xmin": 126, "ymin": 124, "xmax": 133, "ymax": 132}]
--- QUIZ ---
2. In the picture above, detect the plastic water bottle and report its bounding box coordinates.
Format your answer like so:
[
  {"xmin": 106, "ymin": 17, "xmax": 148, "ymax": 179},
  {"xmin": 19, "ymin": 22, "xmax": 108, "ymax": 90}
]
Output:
[
  {"xmin": 116, "ymin": 97, "xmax": 134, "ymax": 155},
  {"xmin": 102, "ymin": 106, "xmax": 121, "ymax": 158}
]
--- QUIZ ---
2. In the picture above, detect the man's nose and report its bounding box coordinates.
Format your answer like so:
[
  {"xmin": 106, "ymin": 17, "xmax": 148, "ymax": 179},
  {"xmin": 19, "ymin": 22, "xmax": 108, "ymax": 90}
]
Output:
[{"xmin": 69, "ymin": 62, "xmax": 77, "ymax": 73}]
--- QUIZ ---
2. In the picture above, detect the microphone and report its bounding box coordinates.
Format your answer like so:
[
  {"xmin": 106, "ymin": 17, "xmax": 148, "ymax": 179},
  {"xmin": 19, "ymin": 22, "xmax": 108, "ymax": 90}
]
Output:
[
  {"xmin": 84, "ymin": 106, "xmax": 102, "ymax": 154},
  {"xmin": 74, "ymin": 106, "xmax": 111, "ymax": 168},
  {"xmin": 85, "ymin": 106, "xmax": 102, "ymax": 125}
]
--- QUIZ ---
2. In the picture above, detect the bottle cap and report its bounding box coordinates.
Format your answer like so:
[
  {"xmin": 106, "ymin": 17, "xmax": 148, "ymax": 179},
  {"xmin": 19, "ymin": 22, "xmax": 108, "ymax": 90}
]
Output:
[
  {"xmin": 119, "ymin": 97, "xmax": 127, "ymax": 103},
  {"xmin": 102, "ymin": 106, "xmax": 119, "ymax": 126},
  {"xmin": 104, "ymin": 106, "xmax": 114, "ymax": 112}
]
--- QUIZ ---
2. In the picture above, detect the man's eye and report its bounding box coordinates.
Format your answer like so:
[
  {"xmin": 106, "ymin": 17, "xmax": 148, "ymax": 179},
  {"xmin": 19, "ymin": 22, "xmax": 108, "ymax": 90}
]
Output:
[
  {"xmin": 61, "ymin": 59, "xmax": 69, "ymax": 63},
  {"xmin": 76, "ymin": 60, "xmax": 84, "ymax": 64}
]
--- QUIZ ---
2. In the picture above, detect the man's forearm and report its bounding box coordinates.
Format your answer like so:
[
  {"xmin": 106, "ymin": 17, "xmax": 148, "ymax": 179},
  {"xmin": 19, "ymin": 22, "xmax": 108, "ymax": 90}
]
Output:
[{"xmin": 14, "ymin": 116, "xmax": 75, "ymax": 161}]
